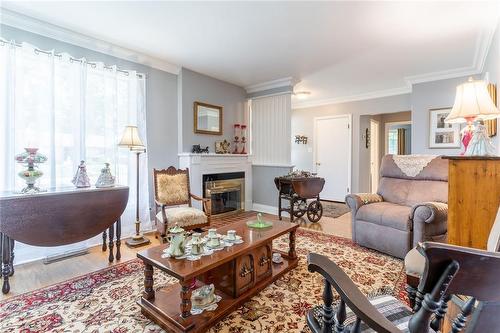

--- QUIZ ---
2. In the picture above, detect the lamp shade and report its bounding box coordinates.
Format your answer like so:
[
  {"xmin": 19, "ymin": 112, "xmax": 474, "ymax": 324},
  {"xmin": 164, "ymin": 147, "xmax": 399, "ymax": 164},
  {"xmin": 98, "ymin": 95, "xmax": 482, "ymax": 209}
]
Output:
[
  {"xmin": 445, "ymin": 77, "xmax": 500, "ymax": 124},
  {"xmin": 118, "ymin": 125, "xmax": 145, "ymax": 149}
]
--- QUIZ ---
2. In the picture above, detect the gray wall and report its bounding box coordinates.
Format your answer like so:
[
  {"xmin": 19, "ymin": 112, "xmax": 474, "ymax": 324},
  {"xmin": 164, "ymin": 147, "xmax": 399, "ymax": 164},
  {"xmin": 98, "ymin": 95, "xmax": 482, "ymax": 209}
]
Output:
[
  {"xmin": 0, "ymin": 24, "xmax": 179, "ymax": 210},
  {"xmin": 252, "ymin": 165, "xmax": 293, "ymax": 207},
  {"xmin": 411, "ymin": 76, "xmax": 470, "ymax": 156},
  {"xmin": 292, "ymin": 94, "xmax": 411, "ymax": 193},
  {"xmin": 180, "ymin": 68, "xmax": 246, "ymax": 152}
]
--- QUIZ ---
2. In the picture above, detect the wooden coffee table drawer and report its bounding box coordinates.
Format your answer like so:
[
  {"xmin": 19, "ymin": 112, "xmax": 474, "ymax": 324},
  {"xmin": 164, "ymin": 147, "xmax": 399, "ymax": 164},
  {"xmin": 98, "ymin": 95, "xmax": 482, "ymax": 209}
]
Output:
[
  {"xmin": 254, "ymin": 243, "xmax": 272, "ymax": 281},
  {"xmin": 235, "ymin": 253, "xmax": 255, "ymax": 296}
]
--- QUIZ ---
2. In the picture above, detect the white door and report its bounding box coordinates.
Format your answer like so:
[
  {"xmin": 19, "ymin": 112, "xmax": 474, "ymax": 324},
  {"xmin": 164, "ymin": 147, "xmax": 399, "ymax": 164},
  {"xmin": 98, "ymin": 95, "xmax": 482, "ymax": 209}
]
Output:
[
  {"xmin": 314, "ymin": 115, "xmax": 351, "ymax": 202},
  {"xmin": 370, "ymin": 120, "xmax": 379, "ymax": 193}
]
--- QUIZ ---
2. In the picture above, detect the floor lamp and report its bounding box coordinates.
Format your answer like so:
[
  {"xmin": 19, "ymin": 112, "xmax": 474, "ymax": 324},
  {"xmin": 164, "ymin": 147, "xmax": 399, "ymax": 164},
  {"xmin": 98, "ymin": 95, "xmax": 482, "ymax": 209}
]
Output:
[{"xmin": 118, "ymin": 125, "xmax": 151, "ymax": 247}]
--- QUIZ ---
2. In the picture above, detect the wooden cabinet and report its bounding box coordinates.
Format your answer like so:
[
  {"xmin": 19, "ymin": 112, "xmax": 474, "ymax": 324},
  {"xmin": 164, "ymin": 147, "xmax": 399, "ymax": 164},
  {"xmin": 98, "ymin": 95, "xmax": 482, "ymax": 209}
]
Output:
[{"xmin": 444, "ymin": 156, "xmax": 500, "ymax": 249}]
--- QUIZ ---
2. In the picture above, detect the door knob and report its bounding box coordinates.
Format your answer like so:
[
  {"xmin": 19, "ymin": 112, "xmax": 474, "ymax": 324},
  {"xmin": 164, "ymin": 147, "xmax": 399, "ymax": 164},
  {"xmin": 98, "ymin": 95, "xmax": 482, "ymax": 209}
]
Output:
[{"xmin": 316, "ymin": 162, "xmax": 321, "ymax": 166}]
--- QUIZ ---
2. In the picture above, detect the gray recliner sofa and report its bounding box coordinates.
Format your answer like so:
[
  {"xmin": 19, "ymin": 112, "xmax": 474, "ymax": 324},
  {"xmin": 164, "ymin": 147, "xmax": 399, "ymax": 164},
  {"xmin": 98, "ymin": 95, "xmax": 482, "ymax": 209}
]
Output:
[{"xmin": 346, "ymin": 154, "xmax": 448, "ymax": 259}]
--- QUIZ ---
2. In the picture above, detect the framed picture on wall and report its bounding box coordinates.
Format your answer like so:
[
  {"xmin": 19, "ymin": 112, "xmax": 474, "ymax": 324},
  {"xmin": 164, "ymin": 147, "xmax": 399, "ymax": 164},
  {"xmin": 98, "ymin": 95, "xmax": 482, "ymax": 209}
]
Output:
[{"xmin": 428, "ymin": 108, "xmax": 461, "ymax": 148}]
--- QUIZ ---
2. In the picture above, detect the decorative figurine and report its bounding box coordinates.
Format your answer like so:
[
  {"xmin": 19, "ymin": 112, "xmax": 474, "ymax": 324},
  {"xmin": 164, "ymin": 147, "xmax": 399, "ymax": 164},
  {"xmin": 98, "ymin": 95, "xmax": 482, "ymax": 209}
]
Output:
[
  {"xmin": 192, "ymin": 144, "xmax": 210, "ymax": 154},
  {"xmin": 215, "ymin": 140, "xmax": 231, "ymax": 154},
  {"xmin": 15, "ymin": 148, "xmax": 47, "ymax": 194},
  {"xmin": 465, "ymin": 122, "xmax": 496, "ymax": 156},
  {"xmin": 72, "ymin": 160, "xmax": 91, "ymax": 188},
  {"xmin": 95, "ymin": 163, "xmax": 115, "ymax": 188}
]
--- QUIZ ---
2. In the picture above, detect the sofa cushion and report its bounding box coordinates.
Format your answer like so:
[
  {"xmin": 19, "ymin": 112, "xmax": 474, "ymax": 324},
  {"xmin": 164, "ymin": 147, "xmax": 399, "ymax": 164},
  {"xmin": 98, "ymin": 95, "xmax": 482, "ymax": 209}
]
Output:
[
  {"xmin": 156, "ymin": 207, "xmax": 207, "ymax": 228},
  {"xmin": 356, "ymin": 202, "xmax": 412, "ymax": 231}
]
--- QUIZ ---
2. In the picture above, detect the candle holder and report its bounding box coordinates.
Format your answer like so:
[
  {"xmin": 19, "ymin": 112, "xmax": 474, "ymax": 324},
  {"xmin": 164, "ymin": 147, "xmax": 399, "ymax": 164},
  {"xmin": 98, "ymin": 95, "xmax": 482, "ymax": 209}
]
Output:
[
  {"xmin": 240, "ymin": 125, "xmax": 247, "ymax": 154},
  {"xmin": 233, "ymin": 124, "xmax": 241, "ymax": 154}
]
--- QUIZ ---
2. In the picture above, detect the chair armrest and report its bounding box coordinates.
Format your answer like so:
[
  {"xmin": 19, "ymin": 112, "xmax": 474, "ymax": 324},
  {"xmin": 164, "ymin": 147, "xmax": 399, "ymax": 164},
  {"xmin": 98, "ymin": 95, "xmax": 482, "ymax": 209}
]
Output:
[
  {"xmin": 308, "ymin": 253, "xmax": 401, "ymax": 333},
  {"xmin": 345, "ymin": 193, "xmax": 383, "ymax": 212},
  {"xmin": 410, "ymin": 202, "xmax": 448, "ymax": 224},
  {"xmin": 154, "ymin": 199, "xmax": 166, "ymax": 208},
  {"xmin": 190, "ymin": 194, "xmax": 211, "ymax": 216},
  {"xmin": 190, "ymin": 193, "xmax": 209, "ymax": 202}
]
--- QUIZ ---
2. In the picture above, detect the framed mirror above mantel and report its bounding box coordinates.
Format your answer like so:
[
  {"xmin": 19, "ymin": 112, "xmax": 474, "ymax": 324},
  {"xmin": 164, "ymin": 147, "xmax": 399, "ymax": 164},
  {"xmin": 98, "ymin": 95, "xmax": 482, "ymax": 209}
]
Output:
[{"xmin": 194, "ymin": 101, "xmax": 223, "ymax": 135}]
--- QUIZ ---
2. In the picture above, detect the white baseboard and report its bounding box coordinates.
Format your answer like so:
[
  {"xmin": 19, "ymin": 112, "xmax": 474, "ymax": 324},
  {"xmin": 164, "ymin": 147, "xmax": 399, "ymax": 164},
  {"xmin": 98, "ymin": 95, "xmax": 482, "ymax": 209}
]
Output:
[{"xmin": 251, "ymin": 203, "xmax": 289, "ymax": 217}]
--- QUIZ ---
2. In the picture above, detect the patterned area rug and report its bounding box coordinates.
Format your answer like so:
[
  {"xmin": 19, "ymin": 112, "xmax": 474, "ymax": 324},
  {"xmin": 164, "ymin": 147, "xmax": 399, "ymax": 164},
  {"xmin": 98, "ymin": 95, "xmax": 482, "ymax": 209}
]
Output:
[
  {"xmin": 0, "ymin": 228, "xmax": 406, "ymax": 332},
  {"xmin": 321, "ymin": 201, "xmax": 351, "ymax": 218}
]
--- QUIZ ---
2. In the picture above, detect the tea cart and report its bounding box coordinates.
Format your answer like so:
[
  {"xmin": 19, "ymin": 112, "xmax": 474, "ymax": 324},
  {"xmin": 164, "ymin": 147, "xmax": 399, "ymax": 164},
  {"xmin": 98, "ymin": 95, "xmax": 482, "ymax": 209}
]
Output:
[{"xmin": 274, "ymin": 175, "xmax": 325, "ymax": 223}]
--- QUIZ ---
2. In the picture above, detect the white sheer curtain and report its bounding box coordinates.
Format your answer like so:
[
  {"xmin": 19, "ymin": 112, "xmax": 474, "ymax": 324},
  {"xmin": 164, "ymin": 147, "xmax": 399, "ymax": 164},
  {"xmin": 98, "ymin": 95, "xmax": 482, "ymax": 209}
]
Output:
[{"xmin": 0, "ymin": 40, "xmax": 150, "ymax": 264}]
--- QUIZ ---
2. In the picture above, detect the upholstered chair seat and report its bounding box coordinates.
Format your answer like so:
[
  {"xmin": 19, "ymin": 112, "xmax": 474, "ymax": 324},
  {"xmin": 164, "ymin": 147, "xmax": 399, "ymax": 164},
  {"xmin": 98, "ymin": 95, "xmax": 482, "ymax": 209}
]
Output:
[{"xmin": 156, "ymin": 207, "xmax": 207, "ymax": 233}]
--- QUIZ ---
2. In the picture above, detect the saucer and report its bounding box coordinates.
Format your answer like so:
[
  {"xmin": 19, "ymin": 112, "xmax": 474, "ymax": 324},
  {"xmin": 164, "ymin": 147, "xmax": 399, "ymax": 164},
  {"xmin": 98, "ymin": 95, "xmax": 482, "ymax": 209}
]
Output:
[{"xmin": 222, "ymin": 235, "xmax": 242, "ymax": 243}]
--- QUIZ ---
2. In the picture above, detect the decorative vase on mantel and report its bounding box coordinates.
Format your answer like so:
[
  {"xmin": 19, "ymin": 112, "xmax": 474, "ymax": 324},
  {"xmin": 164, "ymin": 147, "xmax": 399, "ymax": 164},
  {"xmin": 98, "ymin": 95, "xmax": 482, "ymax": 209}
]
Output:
[
  {"xmin": 233, "ymin": 124, "xmax": 241, "ymax": 154},
  {"xmin": 72, "ymin": 160, "xmax": 91, "ymax": 188},
  {"xmin": 240, "ymin": 125, "xmax": 247, "ymax": 154},
  {"xmin": 15, "ymin": 148, "xmax": 48, "ymax": 194}
]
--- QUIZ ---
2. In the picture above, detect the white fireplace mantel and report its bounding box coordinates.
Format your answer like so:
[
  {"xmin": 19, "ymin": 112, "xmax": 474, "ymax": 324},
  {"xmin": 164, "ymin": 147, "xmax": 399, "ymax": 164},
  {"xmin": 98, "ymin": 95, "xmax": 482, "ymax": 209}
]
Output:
[{"xmin": 178, "ymin": 153, "xmax": 253, "ymax": 211}]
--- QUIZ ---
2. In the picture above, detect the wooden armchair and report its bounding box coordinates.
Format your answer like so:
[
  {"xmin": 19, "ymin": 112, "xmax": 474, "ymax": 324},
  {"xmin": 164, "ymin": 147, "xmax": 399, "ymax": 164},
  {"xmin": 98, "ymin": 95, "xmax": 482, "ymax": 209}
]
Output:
[
  {"xmin": 307, "ymin": 242, "xmax": 500, "ymax": 333},
  {"xmin": 153, "ymin": 167, "xmax": 210, "ymax": 242}
]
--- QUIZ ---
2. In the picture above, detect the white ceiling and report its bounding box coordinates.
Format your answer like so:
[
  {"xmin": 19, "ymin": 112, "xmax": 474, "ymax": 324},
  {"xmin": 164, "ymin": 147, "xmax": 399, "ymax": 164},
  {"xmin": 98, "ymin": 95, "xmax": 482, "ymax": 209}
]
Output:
[{"xmin": 1, "ymin": 1, "xmax": 499, "ymax": 108}]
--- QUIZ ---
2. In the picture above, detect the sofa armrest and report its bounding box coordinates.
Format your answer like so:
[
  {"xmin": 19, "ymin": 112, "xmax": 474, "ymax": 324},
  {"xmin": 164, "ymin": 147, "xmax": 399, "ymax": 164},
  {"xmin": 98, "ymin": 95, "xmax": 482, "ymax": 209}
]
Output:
[
  {"xmin": 410, "ymin": 202, "xmax": 448, "ymax": 224},
  {"xmin": 411, "ymin": 202, "xmax": 448, "ymax": 247},
  {"xmin": 345, "ymin": 193, "xmax": 383, "ymax": 212}
]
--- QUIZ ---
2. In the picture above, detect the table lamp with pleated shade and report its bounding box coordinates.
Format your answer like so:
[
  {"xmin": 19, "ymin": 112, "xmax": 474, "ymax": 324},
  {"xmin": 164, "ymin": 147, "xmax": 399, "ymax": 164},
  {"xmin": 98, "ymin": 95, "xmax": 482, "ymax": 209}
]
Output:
[
  {"xmin": 118, "ymin": 125, "xmax": 150, "ymax": 247},
  {"xmin": 445, "ymin": 77, "xmax": 500, "ymax": 156}
]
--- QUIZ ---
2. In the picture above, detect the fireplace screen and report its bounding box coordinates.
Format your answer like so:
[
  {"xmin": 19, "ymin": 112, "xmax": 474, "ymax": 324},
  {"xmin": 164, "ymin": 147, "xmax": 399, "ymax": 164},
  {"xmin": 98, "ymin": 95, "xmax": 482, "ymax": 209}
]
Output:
[{"xmin": 203, "ymin": 173, "xmax": 245, "ymax": 216}]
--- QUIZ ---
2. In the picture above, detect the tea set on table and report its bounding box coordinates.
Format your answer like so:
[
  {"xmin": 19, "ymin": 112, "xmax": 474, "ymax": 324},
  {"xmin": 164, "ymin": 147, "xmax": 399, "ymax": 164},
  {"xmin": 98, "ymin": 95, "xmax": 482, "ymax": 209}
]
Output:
[
  {"xmin": 161, "ymin": 223, "xmax": 283, "ymax": 264},
  {"xmin": 162, "ymin": 225, "xmax": 244, "ymax": 261}
]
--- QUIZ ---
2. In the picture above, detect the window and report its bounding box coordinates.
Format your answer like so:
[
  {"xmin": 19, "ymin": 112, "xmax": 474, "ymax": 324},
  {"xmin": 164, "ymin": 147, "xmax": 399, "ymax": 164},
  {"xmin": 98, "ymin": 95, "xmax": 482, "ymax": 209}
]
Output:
[
  {"xmin": 387, "ymin": 129, "xmax": 398, "ymax": 155},
  {"xmin": 0, "ymin": 40, "xmax": 150, "ymax": 262}
]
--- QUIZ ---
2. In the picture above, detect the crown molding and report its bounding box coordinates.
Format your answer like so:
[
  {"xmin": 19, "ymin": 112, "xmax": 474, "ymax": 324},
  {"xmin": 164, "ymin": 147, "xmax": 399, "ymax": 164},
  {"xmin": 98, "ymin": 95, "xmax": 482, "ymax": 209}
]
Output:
[
  {"xmin": 245, "ymin": 77, "xmax": 297, "ymax": 93},
  {"xmin": 292, "ymin": 85, "xmax": 412, "ymax": 109},
  {"xmin": 293, "ymin": 19, "xmax": 498, "ymax": 110},
  {"xmin": 0, "ymin": 8, "xmax": 181, "ymax": 75}
]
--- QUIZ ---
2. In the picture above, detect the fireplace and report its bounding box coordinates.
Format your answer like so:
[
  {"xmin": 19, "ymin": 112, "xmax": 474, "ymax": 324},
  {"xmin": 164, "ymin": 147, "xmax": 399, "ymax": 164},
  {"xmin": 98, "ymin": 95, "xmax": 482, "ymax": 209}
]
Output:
[{"xmin": 203, "ymin": 172, "xmax": 245, "ymax": 216}]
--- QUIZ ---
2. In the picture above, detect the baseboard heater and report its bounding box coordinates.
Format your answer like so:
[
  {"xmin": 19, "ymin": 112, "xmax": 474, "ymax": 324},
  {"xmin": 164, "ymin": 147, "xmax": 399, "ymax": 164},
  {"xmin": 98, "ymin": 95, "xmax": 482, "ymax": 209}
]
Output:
[{"xmin": 43, "ymin": 247, "xmax": 89, "ymax": 264}]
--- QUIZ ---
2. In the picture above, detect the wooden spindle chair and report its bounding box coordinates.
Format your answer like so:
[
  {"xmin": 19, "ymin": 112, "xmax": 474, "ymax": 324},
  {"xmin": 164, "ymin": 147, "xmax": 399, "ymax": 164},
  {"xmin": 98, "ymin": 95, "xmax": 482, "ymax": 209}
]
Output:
[{"xmin": 306, "ymin": 242, "xmax": 500, "ymax": 333}]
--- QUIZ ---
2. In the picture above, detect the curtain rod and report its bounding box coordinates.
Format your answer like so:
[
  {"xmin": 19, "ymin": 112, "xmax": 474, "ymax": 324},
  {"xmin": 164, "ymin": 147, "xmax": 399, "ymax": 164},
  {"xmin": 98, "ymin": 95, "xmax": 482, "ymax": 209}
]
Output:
[{"xmin": 0, "ymin": 39, "xmax": 145, "ymax": 79}]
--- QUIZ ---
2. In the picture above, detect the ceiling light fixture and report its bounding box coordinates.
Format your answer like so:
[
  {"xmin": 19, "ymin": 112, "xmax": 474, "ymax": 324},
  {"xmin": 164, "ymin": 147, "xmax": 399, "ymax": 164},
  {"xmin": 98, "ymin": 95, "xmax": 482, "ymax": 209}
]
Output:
[{"xmin": 294, "ymin": 91, "xmax": 311, "ymax": 100}]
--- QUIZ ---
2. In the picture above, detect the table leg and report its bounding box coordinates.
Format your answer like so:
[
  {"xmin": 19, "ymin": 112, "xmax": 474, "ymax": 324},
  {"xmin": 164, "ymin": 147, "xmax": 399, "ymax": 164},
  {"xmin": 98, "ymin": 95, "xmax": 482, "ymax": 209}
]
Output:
[
  {"xmin": 288, "ymin": 230, "xmax": 297, "ymax": 259},
  {"xmin": 290, "ymin": 197, "xmax": 295, "ymax": 223},
  {"xmin": 180, "ymin": 280, "xmax": 192, "ymax": 318},
  {"xmin": 2, "ymin": 233, "xmax": 11, "ymax": 294},
  {"xmin": 115, "ymin": 218, "xmax": 121, "ymax": 261},
  {"xmin": 143, "ymin": 263, "xmax": 155, "ymax": 300},
  {"xmin": 108, "ymin": 225, "xmax": 115, "ymax": 262},
  {"xmin": 9, "ymin": 238, "xmax": 14, "ymax": 276},
  {"xmin": 102, "ymin": 230, "xmax": 107, "ymax": 251}
]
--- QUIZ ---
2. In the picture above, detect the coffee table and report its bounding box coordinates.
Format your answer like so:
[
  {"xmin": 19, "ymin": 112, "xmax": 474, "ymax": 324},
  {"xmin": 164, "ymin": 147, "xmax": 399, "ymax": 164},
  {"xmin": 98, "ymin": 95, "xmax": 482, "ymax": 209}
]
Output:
[{"xmin": 137, "ymin": 219, "xmax": 299, "ymax": 333}]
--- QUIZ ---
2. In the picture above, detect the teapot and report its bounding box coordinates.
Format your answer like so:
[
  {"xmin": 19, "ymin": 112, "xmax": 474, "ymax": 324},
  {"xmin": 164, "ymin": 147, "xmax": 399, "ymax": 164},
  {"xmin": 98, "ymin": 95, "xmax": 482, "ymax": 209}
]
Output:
[{"xmin": 167, "ymin": 224, "xmax": 187, "ymax": 257}]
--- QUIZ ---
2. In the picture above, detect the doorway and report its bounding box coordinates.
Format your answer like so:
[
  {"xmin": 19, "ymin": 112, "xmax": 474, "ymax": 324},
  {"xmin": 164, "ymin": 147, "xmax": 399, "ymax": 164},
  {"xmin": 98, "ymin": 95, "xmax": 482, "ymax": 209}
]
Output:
[
  {"xmin": 385, "ymin": 121, "xmax": 412, "ymax": 155},
  {"xmin": 313, "ymin": 115, "xmax": 351, "ymax": 202},
  {"xmin": 370, "ymin": 119, "xmax": 379, "ymax": 193}
]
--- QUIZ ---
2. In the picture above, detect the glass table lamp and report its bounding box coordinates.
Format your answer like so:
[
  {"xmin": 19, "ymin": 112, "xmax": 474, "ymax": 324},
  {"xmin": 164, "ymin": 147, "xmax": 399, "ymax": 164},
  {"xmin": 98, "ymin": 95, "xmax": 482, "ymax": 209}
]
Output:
[{"xmin": 445, "ymin": 77, "xmax": 500, "ymax": 156}]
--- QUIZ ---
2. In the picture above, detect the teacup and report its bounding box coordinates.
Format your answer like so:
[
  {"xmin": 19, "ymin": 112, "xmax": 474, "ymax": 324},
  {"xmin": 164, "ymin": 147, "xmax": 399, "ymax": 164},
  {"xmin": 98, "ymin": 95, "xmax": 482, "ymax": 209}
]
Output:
[
  {"xmin": 226, "ymin": 230, "xmax": 236, "ymax": 241},
  {"xmin": 191, "ymin": 241, "xmax": 205, "ymax": 255},
  {"xmin": 272, "ymin": 252, "xmax": 282, "ymax": 263},
  {"xmin": 191, "ymin": 232, "xmax": 202, "ymax": 243},
  {"xmin": 208, "ymin": 235, "xmax": 220, "ymax": 248},
  {"xmin": 207, "ymin": 228, "xmax": 218, "ymax": 238}
]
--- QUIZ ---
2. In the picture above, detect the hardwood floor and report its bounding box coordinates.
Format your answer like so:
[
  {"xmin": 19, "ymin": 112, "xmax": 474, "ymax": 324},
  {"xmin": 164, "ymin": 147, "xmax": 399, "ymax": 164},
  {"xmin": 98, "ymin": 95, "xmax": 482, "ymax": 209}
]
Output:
[{"xmin": 0, "ymin": 211, "xmax": 351, "ymax": 301}]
